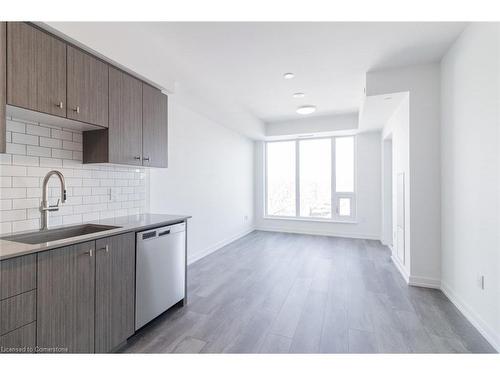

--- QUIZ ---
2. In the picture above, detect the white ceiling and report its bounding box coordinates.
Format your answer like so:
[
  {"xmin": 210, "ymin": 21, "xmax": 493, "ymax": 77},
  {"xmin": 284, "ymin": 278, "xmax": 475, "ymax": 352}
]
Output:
[
  {"xmin": 145, "ymin": 22, "xmax": 466, "ymax": 122},
  {"xmin": 46, "ymin": 22, "xmax": 467, "ymax": 137}
]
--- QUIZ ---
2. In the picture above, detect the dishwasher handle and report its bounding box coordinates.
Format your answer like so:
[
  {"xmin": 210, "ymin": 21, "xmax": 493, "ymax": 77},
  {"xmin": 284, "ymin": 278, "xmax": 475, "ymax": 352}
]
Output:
[{"xmin": 158, "ymin": 229, "xmax": 171, "ymax": 237}]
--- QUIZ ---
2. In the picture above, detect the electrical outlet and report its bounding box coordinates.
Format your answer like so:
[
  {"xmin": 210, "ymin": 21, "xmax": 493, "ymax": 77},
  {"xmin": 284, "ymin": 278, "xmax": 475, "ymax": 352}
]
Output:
[{"xmin": 477, "ymin": 275, "xmax": 485, "ymax": 290}]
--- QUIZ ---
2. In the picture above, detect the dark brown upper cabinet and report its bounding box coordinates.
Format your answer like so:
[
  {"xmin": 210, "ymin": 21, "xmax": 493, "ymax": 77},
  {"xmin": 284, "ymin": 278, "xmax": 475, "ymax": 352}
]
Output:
[
  {"xmin": 7, "ymin": 22, "xmax": 66, "ymax": 117},
  {"xmin": 142, "ymin": 84, "xmax": 168, "ymax": 168},
  {"xmin": 83, "ymin": 68, "xmax": 143, "ymax": 166},
  {"xmin": 2, "ymin": 22, "xmax": 169, "ymax": 167},
  {"xmin": 108, "ymin": 67, "xmax": 143, "ymax": 165},
  {"xmin": 67, "ymin": 46, "xmax": 109, "ymax": 127},
  {"xmin": 1, "ymin": 22, "xmax": 6, "ymax": 153}
]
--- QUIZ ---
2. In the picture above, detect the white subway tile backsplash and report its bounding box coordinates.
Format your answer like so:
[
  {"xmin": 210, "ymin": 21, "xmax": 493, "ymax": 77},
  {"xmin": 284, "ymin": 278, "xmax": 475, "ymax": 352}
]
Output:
[
  {"xmin": 12, "ymin": 133, "xmax": 38, "ymax": 146},
  {"xmin": 73, "ymin": 187, "xmax": 91, "ymax": 196},
  {"xmin": 12, "ymin": 198, "xmax": 40, "ymax": 209},
  {"xmin": 0, "ymin": 165, "xmax": 27, "ymax": 177},
  {"xmin": 12, "ymin": 155, "xmax": 39, "ymax": 167},
  {"xmin": 52, "ymin": 148, "xmax": 73, "ymax": 160},
  {"xmin": 0, "ymin": 209, "xmax": 26, "ymax": 222},
  {"xmin": 73, "ymin": 133, "xmax": 83, "ymax": 143},
  {"xmin": 82, "ymin": 195, "xmax": 100, "ymax": 204},
  {"xmin": 26, "ymin": 188, "xmax": 42, "ymax": 198},
  {"xmin": 63, "ymin": 214, "xmax": 82, "ymax": 225},
  {"xmin": 0, "ymin": 118, "xmax": 147, "ymax": 235},
  {"xmin": 12, "ymin": 219, "xmax": 40, "ymax": 233},
  {"xmin": 63, "ymin": 140, "xmax": 82, "ymax": 152},
  {"xmin": 6, "ymin": 143, "xmax": 27, "ymax": 155},
  {"xmin": 0, "ymin": 200, "xmax": 12, "ymax": 210},
  {"xmin": 82, "ymin": 179, "xmax": 100, "ymax": 187},
  {"xmin": 0, "ymin": 154, "xmax": 12, "ymax": 165},
  {"xmin": 40, "ymin": 136, "xmax": 62, "ymax": 149},
  {"xmin": 27, "ymin": 145, "xmax": 52, "ymax": 157},
  {"xmin": 0, "ymin": 177, "xmax": 12, "ymax": 188},
  {"xmin": 39, "ymin": 157, "xmax": 63, "ymax": 168},
  {"xmin": 51, "ymin": 129, "xmax": 73, "ymax": 141},
  {"xmin": 12, "ymin": 176, "xmax": 40, "ymax": 188},
  {"xmin": 92, "ymin": 187, "xmax": 109, "ymax": 195},
  {"xmin": 6, "ymin": 120, "xmax": 26, "ymax": 133},
  {"xmin": 48, "ymin": 216, "xmax": 63, "ymax": 227},
  {"xmin": 82, "ymin": 212, "xmax": 99, "ymax": 222},
  {"xmin": 26, "ymin": 124, "xmax": 51, "ymax": 137},
  {"xmin": 72, "ymin": 151, "xmax": 83, "ymax": 161},
  {"xmin": 0, "ymin": 222, "xmax": 12, "ymax": 235}
]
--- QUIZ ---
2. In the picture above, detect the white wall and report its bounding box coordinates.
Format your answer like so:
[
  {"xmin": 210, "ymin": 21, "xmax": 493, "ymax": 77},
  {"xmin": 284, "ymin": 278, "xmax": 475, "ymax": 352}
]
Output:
[
  {"xmin": 441, "ymin": 23, "xmax": 500, "ymax": 350},
  {"xmin": 149, "ymin": 97, "xmax": 255, "ymax": 264},
  {"xmin": 254, "ymin": 131, "xmax": 381, "ymax": 239},
  {"xmin": 367, "ymin": 64, "xmax": 441, "ymax": 287},
  {"xmin": 381, "ymin": 137, "xmax": 393, "ymax": 247},
  {"xmin": 381, "ymin": 95, "xmax": 411, "ymax": 278},
  {"xmin": 266, "ymin": 113, "xmax": 358, "ymax": 138}
]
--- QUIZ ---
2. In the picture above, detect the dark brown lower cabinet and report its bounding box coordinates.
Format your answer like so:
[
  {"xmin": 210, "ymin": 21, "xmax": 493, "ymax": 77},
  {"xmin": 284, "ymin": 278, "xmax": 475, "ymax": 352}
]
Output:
[
  {"xmin": 37, "ymin": 241, "xmax": 96, "ymax": 353},
  {"xmin": 95, "ymin": 233, "xmax": 136, "ymax": 353},
  {"xmin": 20, "ymin": 232, "xmax": 135, "ymax": 354}
]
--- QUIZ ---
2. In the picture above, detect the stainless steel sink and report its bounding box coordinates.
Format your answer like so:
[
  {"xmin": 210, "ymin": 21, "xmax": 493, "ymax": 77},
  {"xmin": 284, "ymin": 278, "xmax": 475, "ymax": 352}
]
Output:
[{"xmin": 1, "ymin": 224, "xmax": 121, "ymax": 245}]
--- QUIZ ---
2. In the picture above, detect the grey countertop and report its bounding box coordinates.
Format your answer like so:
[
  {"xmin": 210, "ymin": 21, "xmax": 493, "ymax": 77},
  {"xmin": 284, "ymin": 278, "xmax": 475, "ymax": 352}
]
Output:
[{"xmin": 0, "ymin": 213, "xmax": 190, "ymax": 261}]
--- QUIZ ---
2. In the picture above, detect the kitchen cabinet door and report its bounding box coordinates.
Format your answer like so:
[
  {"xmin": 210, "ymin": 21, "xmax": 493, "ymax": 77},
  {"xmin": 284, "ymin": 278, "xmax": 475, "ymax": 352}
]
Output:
[
  {"xmin": 7, "ymin": 22, "xmax": 66, "ymax": 117},
  {"xmin": 95, "ymin": 232, "xmax": 135, "ymax": 353},
  {"xmin": 37, "ymin": 241, "xmax": 95, "ymax": 353},
  {"xmin": 142, "ymin": 84, "xmax": 168, "ymax": 167},
  {"xmin": 67, "ymin": 46, "xmax": 109, "ymax": 127},
  {"xmin": 1, "ymin": 22, "xmax": 6, "ymax": 153},
  {"xmin": 108, "ymin": 67, "xmax": 143, "ymax": 165}
]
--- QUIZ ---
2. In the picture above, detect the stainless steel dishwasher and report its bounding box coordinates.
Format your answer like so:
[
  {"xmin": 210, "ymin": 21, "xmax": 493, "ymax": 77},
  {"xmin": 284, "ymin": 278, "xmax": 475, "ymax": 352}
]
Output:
[{"xmin": 135, "ymin": 222, "xmax": 186, "ymax": 330}]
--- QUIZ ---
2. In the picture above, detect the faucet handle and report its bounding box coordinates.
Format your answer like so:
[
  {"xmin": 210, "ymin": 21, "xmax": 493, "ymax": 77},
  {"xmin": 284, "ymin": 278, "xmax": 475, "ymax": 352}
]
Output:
[{"xmin": 48, "ymin": 199, "xmax": 60, "ymax": 210}]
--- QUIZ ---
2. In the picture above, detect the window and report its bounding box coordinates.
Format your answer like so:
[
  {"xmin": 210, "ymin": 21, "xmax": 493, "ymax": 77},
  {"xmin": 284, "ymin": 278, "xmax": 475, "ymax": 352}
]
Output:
[
  {"xmin": 299, "ymin": 139, "xmax": 331, "ymax": 218},
  {"xmin": 266, "ymin": 141, "xmax": 296, "ymax": 216},
  {"xmin": 265, "ymin": 136, "xmax": 355, "ymax": 220}
]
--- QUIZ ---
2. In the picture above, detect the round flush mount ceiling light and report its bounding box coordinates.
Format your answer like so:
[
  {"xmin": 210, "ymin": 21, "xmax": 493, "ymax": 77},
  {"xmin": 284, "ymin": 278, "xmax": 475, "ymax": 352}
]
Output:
[
  {"xmin": 293, "ymin": 92, "xmax": 305, "ymax": 98},
  {"xmin": 283, "ymin": 72, "xmax": 295, "ymax": 79},
  {"xmin": 296, "ymin": 105, "xmax": 317, "ymax": 115}
]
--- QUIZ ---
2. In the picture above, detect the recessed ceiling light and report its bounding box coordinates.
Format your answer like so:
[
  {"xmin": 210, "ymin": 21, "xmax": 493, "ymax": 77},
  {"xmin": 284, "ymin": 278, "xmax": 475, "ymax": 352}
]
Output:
[
  {"xmin": 296, "ymin": 105, "xmax": 316, "ymax": 115},
  {"xmin": 283, "ymin": 72, "xmax": 295, "ymax": 79},
  {"xmin": 293, "ymin": 92, "xmax": 305, "ymax": 98}
]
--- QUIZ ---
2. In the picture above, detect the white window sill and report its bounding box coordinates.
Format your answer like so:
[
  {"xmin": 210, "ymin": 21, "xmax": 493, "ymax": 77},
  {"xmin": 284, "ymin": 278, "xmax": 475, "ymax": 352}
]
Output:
[{"xmin": 263, "ymin": 216, "xmax": 358, "ymax": 224}]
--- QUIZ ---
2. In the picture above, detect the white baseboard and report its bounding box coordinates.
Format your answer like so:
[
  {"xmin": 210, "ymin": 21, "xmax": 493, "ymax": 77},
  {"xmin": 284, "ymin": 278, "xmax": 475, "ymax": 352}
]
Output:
[
  {"xmin": 441, "ymin": 282, "xmax": 500, "ymax": 352},
  {"xmin": 390, "ymin": 255, "xmax": 441, "ymax": 289},
  {"xmin": 187, "ymin": 226, "xmax": 255, "ymax": 265},
  {"xmin": 255, "ymin": 226, "xmax": 380, "ymax": 240},
  {"xmin": 391, "ymin": 255, "xmax": 410, "ymax": 283},
  {"xmin": 408, "ymin": 275, "xmax": 441, "ymax": 289}
]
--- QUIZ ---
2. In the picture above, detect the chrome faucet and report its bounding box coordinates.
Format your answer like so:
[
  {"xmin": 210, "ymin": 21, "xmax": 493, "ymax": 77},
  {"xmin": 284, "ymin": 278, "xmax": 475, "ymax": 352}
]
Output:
[{"xmin": 40, "ymin": 170, "xmax": 67, "ymax": 230}]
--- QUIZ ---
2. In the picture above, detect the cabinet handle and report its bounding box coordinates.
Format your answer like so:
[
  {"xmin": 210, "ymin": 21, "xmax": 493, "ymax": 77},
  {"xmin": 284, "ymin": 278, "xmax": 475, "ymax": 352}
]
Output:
[
  {"xmin": 143, "ymin": 157, "xmax": 151, "ymax": 162},
  {"xmin": 56, "ymin": 101, "xmax": 64, "ymax": 109},
  {"xmin": 98, "ymin": 245, "xmax": 109, "ymax": 253},
  {"xmin": 134, "ymin": 156, "xmax": 142, "ymax": 161},
  {"xmin": 83, "ymin": 249, "xmax": 93, "ymax": 257},
  {"xmin": 73, "ymin": 105, "xmax": 80, "ymax": 114}
]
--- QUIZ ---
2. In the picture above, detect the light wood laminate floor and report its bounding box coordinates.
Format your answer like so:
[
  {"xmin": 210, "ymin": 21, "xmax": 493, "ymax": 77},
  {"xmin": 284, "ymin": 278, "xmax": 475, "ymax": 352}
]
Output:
[{"xmin": 121, "ymin": 231, "xmax": 496, "ymax": 353}]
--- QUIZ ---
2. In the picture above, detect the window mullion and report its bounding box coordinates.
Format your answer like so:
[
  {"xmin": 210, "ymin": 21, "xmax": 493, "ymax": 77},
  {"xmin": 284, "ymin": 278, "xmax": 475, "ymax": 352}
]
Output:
[
  {"xmin": 295, "ymin": 140, "xmax": 300, "ymax": 217},
  {"xmin": 331, "ymin": 136, "xmax": 336, "ymax": 219}
]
